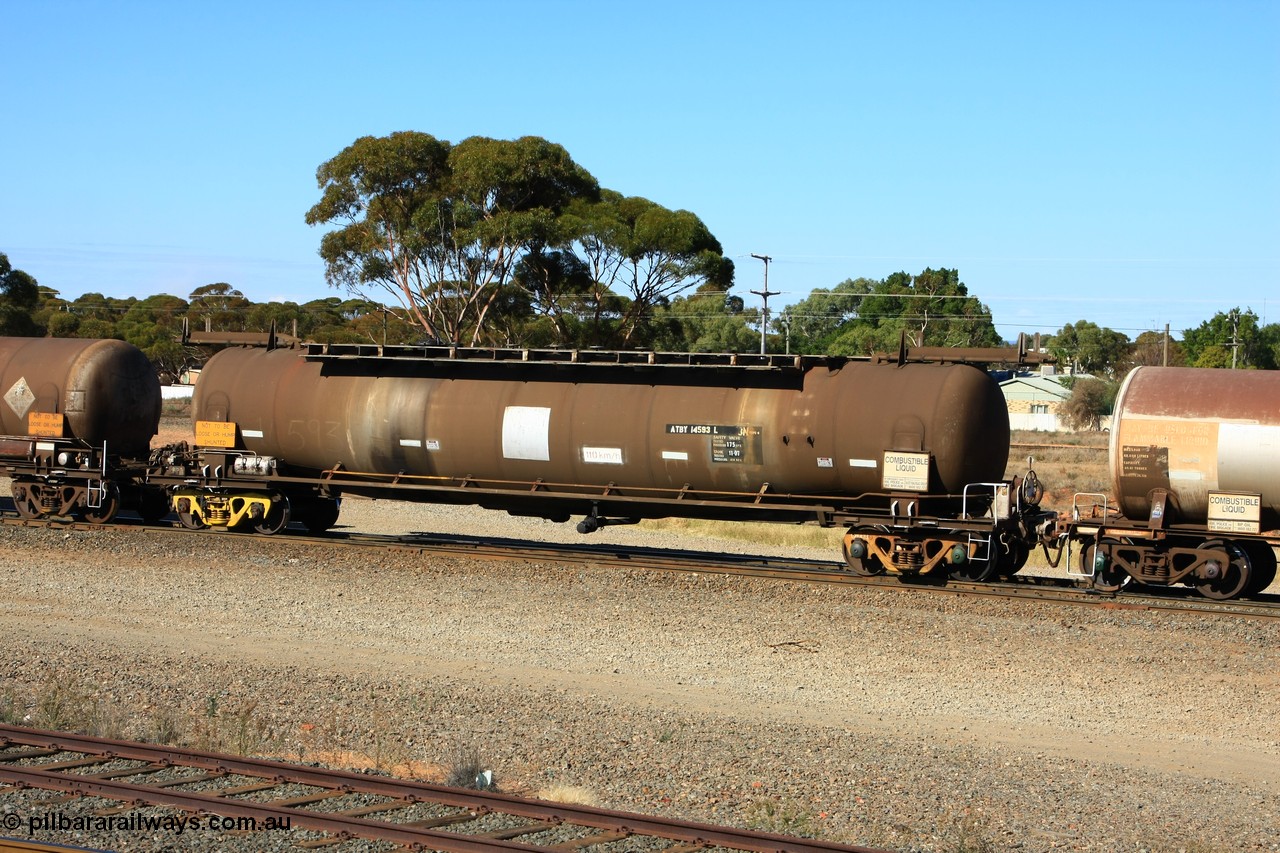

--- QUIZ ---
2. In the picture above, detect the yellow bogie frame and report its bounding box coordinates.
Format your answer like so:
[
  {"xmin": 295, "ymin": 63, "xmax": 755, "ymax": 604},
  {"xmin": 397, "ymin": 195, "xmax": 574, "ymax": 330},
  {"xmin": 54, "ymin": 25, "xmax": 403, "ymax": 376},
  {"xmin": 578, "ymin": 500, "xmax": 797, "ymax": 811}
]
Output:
[{"xmin": 171, "ymin": 489, "xmax": 276, "ymax": 529}]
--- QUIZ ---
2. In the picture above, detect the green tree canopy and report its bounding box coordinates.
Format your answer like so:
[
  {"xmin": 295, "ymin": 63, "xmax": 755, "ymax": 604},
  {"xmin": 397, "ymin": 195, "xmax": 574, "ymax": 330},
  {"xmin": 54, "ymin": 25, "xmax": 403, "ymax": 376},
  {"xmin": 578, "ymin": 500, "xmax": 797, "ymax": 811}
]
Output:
[
  {"xmin": 0, "ymin": 252, "xmax": 41, "ymax": 336},
  {"xmin": 652, "ymin": 286, "xmax": 759, "ymax": 353},
  {"xmin": 792, "ymin": 269, "xmax": 1001, "ymax": 356},
  {"xmin": 188, "ymin": 283, "xmax": 250, "ymax": 332},
  {"xmin": 1128, "ymin": 329, "xmax": 1186, "ymax": 368},
  {"xmin": 1182, "ymin": 308, "xmax": 1276, "ymax": 369},
  {"xmin": 1060, "ymin": 377, "xmax": 1116, "ymax": 431},
  {"xmin": 777, "ymin": 277, "xmax": 876, "ymax": 354},
  {"xmin": 1048, "ymin": 320, "xmax": 1130, "ymax": 377},
  {"xmin": 572, "ymin": 191, "xmax": 734, "ymax": 346},
  {"xmin": 307, "ymin": 132, "xmax": 601, "ymax": 345}
]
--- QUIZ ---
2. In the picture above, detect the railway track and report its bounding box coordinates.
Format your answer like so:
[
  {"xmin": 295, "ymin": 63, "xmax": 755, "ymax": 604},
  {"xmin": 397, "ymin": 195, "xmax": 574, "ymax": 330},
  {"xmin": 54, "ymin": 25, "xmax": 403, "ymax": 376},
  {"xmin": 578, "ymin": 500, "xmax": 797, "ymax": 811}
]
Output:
[
  {"xmin": 0, "ymin": 725, "xmax": 886, "ymax": 853},
  {"xmin": 2, "ymin": 506, "xmax": 1278, "ymax": 620}
]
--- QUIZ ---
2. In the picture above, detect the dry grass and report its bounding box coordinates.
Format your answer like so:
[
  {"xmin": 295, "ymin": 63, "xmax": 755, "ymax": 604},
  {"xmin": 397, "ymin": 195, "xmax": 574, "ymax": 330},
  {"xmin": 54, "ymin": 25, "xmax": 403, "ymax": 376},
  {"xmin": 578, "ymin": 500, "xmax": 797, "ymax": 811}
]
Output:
[
  {"xmin": 638, "ymin": 516, "xmax": 844, "ymax": 551},
  {"xmin": 161, "ymin": 397, "xmax": 192, "ymax": 419},
  {"xmin": 1007, "ymin": 429, "xmax": 1111, "ymax": 511},
  {"xmin": 534, "ymin": 784, "xmax": 600, "ymax": 806},
  {"xmin": 1, "ymin": 675, "xmax": 442, "ymax": 780}
]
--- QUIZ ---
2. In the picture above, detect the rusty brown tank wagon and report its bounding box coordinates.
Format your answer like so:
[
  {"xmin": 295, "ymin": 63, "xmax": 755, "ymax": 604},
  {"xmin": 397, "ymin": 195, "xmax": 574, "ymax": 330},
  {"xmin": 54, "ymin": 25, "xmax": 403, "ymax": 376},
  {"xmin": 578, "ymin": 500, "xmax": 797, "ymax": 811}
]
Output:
[
  {"xmin": 1063, "ymin": 366, "xmax": 1280, "ymax": 599},
  {"xmin": 171, "ymin": 341, "xmax": 1054, "ymax": 582},
  {"xmin": 0, "ymin": 336, "xmax": 164, "ymax": 522}
]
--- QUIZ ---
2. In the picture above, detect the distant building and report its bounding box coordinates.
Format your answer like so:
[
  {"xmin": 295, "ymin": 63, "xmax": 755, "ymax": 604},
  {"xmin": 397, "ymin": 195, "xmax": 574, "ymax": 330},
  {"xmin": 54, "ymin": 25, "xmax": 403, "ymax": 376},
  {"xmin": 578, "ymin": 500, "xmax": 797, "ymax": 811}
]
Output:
[{"xmin": 1000, "ymin": 367, "xmax": 1072, "ymax": 431}]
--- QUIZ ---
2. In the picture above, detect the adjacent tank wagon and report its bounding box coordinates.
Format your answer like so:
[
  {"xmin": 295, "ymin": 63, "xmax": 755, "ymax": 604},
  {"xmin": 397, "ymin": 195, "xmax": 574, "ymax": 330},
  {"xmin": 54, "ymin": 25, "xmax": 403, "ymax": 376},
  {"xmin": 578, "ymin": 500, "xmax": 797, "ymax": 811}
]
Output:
[
  {"xmin": 0, "ymin": 337, "xmax": 162, "ymax": 521},
  {"xmin": 1066, "ymin": 366, "xmax": 1280, "ymax": 598}
]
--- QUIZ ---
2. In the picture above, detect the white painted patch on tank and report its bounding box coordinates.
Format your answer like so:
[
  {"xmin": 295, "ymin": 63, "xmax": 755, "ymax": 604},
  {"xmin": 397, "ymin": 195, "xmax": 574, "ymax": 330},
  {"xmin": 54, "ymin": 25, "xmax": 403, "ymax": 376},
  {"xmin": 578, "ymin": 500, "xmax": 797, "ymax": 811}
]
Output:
[
  {"xmin": 661, "ymin": 450, "xmax": 688, "ymax": 461},
  {"xmin": 502, "ymin": 406, "xmax": 551, "ymax": 461},
  {"xmin": 399, "ymin": 438, "xmax": 422, "ymax": 447},
  {"xmin": 242, "ymin": 429, "xmax": 264, "ymax": 438},
  {"xmin": 1218, "ymin": 423, "xmax": 1280, "ymax": 504},
  {"xmin": 848, "ymin": 458, "xmax": 877, "ymax": 468}
]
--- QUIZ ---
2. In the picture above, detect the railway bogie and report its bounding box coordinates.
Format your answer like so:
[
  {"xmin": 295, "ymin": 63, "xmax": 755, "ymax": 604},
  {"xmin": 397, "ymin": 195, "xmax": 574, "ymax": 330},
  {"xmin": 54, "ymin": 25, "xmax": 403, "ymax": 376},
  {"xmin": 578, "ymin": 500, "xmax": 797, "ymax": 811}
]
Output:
[
  {"xmin": 1070, "ymin": 531, "xmax": 1276, "ymax": 599},
  {"xmin": 170, "ymin": 487, "xmax": 286, "ymax": 532},
  {"xmin": 838, "ymin": 478, "xmax": 1051, "ymax": 582}
]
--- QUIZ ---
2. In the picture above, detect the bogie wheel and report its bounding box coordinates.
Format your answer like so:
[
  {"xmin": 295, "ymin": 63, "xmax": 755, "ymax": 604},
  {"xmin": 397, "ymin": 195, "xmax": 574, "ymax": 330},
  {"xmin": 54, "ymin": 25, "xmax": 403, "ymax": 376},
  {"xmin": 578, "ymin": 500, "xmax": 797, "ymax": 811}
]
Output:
[
  {"xmin": 1194, "ymin": 540, "xmax": 1252, "ymax": 601},
  {"xmin": 252, "ymin": 495, "xmax": 291, "ymax": 535},
  {"xmin": 10, "ymin": 483, "xmax": 41, "ymax": 519},
  {"xmin": 1083, "ymin": 538, "xmax": 1131, "ymax": 593},
  {"xmin": 174, "ymin": 495, "xmax": 207, "ymax": 530},
  {"xmin": 1239, "ymin": 541, "xmax": 1277, "ymax": 595},
  {"xmin": 297, "ymin": 498, "xmax": 341, "ymax": 534},
  {"xmin": 949, "ymin": 546, "xmax": 998, "ymax": 583},
  {"xmin": 136, "ymin": 488, "xmax": 171, "ymax": 523},
  {"xmin": 998, "ymin": 536, "xmax": 1030, "ymax": 577},
  {"xmin": 841, "ymin": 531, "xmax": 884, "ymax": 576},
  {"xmin": 76, "ymin": 483, "xmax": 120, "ymax": 525}
]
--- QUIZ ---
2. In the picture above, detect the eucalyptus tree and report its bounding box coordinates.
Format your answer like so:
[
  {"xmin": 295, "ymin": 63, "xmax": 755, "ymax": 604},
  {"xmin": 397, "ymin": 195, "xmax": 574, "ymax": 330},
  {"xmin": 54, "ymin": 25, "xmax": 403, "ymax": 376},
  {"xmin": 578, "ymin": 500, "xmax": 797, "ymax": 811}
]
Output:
[
  {"xmin": 1049, "ymin": 320, "xmax": 1131, "ymax": 377},
  {"xmin": 653, "ymin": 286, "xmax": 759, "ymax": 353},
  {"xmin": 188, "ymin": 283, "xmax": 251, "ymax": 333},
  {"xmin": 775, "ymin": 277, "xmax": 875, "ymax": 353},
  {"xmin": 1128, "ymin": 329, "xmax": 1186, "ymax": 368},
  {"xmin": 572, "ymin": 190, "xmax": 734, "ymax": 345},
  {"xmin": 818, "ymin": 269, "xmax": 1001, "ymax": 356},
  {"xmin": 307, "ymin": 132, "xmax": 600, "ymax": 345}
]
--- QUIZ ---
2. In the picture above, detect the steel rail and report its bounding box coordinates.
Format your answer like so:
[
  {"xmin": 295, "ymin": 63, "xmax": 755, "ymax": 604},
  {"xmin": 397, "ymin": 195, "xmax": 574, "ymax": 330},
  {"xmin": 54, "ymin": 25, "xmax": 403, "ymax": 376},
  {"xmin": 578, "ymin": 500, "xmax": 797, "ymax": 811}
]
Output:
[
  {"xmin": 0, "ymin": 726, "xmax": 886, "ymax": 853},
  {"xmin": 2, "ymin": 508, "xmax": 1277, "ymax": 619}
]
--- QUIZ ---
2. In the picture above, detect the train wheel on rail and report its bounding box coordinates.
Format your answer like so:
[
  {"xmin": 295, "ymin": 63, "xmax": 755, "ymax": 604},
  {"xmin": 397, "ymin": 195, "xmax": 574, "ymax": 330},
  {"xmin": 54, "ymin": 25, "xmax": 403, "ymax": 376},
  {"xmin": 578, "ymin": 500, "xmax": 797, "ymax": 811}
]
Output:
[
  {"xmin": 252, "ymin": 494, "xmax": 291, "ymax": 535},
  {"xmin": 76, "ymin": 483, "xmax": 120, "ymax": 524},
  {"xmin": 136, "ymin": 487, "xmax": 171, "ymax": 523},
  {"xmin": 295, "ymin": 497, "xmax": 340, "ymax": 534},
  {"xmin": 1194, "ymin": 540, "xmax": 1252, "ymax": 601},
  {"xmin": 1081, "ymin": 537, "xmax": 1131, "ymax": 592},
  {"xmin": 10, "ymin": 483, "xmax": 41, "ymax": 519},
  {"xmin": 949, "ymin": 546, "xmax": 998, "ymax": 583},
  {"xmin": 1238, "ymin": 541, "xmax": 1277, "ymax": 595},
  {"xmin": 841, "ymin": 530, "xmax": 884, "ymax": 576},
  {"xmin": 174, "ymin": 494, "xmax": 207, "ymax": 530},
  {"xmin": 997, "ymin": 534, "xmax": 1030, "ymax": 578}
]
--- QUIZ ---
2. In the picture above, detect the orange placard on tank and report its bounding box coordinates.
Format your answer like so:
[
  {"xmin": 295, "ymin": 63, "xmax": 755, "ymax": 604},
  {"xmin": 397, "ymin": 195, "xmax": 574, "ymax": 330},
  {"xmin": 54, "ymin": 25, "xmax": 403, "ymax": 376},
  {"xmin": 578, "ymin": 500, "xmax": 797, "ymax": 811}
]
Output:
[
  {"xmin": 195, "ymin": 420, "xmax": 237, "ymax": 448},
  {"xmin": 27, "ymin": 412, "xmax": 65, "ymax": 438}
]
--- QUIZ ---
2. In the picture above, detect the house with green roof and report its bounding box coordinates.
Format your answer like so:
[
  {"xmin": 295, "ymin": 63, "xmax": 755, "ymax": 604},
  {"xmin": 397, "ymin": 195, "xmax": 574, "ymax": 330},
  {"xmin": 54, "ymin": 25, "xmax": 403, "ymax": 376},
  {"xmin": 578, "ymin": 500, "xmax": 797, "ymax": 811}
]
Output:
[{"xmin": 1000, "ymin": 369, "xmax": 1073, "ymax": 431}]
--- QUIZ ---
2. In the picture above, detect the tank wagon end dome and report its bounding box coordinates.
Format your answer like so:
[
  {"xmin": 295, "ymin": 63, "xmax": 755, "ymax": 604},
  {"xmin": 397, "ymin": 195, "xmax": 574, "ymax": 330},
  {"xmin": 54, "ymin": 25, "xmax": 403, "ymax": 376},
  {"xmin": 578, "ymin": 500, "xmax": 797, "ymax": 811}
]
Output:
[{"xmin": 0, "ymin": 336, "xmax": 160, "ymax": 454}]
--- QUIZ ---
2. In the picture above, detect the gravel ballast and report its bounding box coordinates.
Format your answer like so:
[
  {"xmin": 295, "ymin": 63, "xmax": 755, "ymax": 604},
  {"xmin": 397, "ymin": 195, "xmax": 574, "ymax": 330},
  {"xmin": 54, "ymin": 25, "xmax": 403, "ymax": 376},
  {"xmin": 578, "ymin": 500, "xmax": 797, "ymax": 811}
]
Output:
[{"xmin": 0, "ymin": 498, "xmax": 1277, "ymax": 852}]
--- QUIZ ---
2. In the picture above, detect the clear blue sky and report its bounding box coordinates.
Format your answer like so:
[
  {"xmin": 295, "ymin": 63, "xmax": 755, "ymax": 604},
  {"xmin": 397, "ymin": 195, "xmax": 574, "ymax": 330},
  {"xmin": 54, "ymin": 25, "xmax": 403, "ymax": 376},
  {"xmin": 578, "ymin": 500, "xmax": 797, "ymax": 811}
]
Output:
[{"xmin": 3, "ymin": 0, "xmax": 1277, "ymax": 343}]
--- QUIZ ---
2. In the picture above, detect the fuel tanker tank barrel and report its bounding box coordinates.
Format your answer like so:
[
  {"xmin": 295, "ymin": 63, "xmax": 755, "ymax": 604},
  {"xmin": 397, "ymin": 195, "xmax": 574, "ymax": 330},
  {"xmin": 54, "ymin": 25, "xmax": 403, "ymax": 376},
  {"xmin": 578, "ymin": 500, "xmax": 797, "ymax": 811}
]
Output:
[
  {"xmin": 194, "ymin": 347, "xmax": 1009, "ymax": 499},
  {"xmin": 1110, "ymin": 366, "xmax": 1280, "ymax": 528},
  {"xmin": 0, "ymin": 337, "xmax": 161, "ymax": 456}
]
